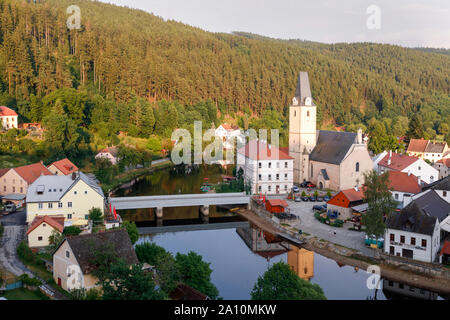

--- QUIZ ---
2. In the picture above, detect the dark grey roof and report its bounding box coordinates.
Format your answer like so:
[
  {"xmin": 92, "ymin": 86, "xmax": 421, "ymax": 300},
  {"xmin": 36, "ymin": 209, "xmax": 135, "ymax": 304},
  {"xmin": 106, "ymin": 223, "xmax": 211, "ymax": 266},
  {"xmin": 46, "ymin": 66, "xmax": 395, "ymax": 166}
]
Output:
[
  {"xmin": 387, "ymin": 202, "xmax": 438, "ymax": 236},
  {"xmin": 412, "ymin": 190, "xmax": 450, "ymax": 222},
  {"xmin": 309, "ymin": 131, "xmax": 357, "ymax": 165},
  {"xmin": 422, "ymin": 176, "xmax": 450, "ymax": 192},
  {"xmin": 424, "ymin": 141, "xmax": 447, "ymax": 153},
  {"xmin": 320, "ymin": 169, "xmax": 330, "ymax": 180},
  {"xmin": 62, "ymin": 229, "xmax": 138, "ymax": 274},
  {"xmin": 294, "ymin": 72, "xmax": 315, "ymax": 106}
]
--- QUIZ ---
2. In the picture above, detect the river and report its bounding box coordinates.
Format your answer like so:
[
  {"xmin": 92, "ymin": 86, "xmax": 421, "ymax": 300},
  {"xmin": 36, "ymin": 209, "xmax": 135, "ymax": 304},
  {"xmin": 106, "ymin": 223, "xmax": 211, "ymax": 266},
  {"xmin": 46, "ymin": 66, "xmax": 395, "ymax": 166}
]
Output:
[{"xmin": 116, "ymin": 164, "xmax": 444, "ymax": 300}]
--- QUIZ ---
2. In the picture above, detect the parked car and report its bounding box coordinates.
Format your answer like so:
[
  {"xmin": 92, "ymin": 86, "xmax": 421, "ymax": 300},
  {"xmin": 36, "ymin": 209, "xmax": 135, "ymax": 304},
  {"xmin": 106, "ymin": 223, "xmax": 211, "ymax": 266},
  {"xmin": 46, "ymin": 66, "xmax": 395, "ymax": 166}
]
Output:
[
  {"xmin": 301, "ymin": 196, "xmax": 309, "ymax": 202},
  {"xmin": 323, "ymin": 195, "xmax": 331, "ymax": 202},
  {"xmin": 292, "ymin": 186, "xmax": 300, "ymax": 193},
  {"xmin": 4, "ymin": 204, "xmax": 16, "ymax": 213},
  {"xmin": 300, "ymin": 181, "xmax": 311, "ymax": 188},
  {"xmin": 307, "ymin": 182, "xmax": 316, "ymax": 188},
  {"xmin": 309, "ymin": 196, "xmax": 316, "ymax": 202},
  {"xmin": 316, "ymin": 196, "xmax": 324, "ymax": 202},
  {"xmin": 294, "ymin": 196, "xmax": 301, "ymax": 202},
  {"xmin": 312, "ymin": 205, "xmax": 324, "ymax": 211}
]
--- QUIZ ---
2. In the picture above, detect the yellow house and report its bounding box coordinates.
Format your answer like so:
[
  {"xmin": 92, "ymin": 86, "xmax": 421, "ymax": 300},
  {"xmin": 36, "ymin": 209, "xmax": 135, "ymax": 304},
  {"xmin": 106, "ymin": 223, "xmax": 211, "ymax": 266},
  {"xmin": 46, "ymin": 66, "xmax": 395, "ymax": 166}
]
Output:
[
  {"xmin": 26, "ymin": 215, "xmax": 65, "ymax": 248},
  {"xmin": 47, "ymin": 158, "xmax": 79, "ymax": 176},
  {"xmin": 26, "ymin": 172, "xmax": 105, "ymax": 226},
  {"xmin": 52, "ymin": 229, "xmax": 138, "ymax": 291}
]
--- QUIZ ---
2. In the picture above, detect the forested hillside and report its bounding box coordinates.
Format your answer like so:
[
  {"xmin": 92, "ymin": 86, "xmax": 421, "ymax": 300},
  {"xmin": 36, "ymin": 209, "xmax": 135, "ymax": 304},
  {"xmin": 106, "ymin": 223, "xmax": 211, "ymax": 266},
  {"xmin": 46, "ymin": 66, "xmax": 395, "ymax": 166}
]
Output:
[{"xmin": 0, "ymin": 0, "xmax": 449, "ymax": 162}]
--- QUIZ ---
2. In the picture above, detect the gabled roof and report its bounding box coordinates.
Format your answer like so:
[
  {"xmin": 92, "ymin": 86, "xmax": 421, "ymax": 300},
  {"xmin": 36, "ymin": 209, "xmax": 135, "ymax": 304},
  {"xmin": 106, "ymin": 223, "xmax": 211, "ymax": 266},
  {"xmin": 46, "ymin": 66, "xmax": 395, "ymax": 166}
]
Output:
[
  {"xmin": 0, "ymin": 106, "xmax": 18, "ymax": 116},
  {"xmin": 26, "ymin": 171, "xmax": 104, "ymax": 203},
  {"xmin": 407, "ymin": 139, "xmax": 428, "ymax": 153},
  {"xmin": 97, "ymin": 146, "xmax": 118, "ymax": 157},
  {"xmin": 0, "ymin": 168, "xmax": 9, "ymax": 179},
  {"xmin": 436, "ymin": 158, "xmax": 450, "ymax": 168},
  {"xmin": 412, "ymin": 189, "xmax": 450, "ymax": 222},
  {"xmin": 48, "ymin": 158, "xmax": 78, "ymax": 175},
  {"xmin": 378, "ymin": 152, "xmax": 418, "ymax": 171},
  {"xmin": 13, "ymin": 162, "xmax": 53, "ymax": 185},
  {"xmin": 58, "ymin": 229, "xmax": 138, "ymax": 274},
  {"xmin": 425, "ymin": 141, "xmax": 447, "ymax": 153},
  {"xmin": 422, "ymin": 175, "xmax": 450, "ymax": 192},
  {"xmin": 309, "ymin": 131, "xmax": 357, "ymax": 165},
  {"xmin": 341, "ymin": 188, "xmax": 365, "ymax": 202},
  {"xmin": 387, "ymin": 171, "xmax": 421, "ymax": 194},
  {"xmin": 387, "ymin": 202, "xmax": 438, "ymax": 236},
  {"xmin": 267, "ymin": 199, "xmax": 288, "ymax": 207},
  {"xmin": 237, "ymin": 140, "xmax": 293, "ymax": 160},
  {"xmin": 26, "ymin": 215, "xmax": 65, "ymax": 235}
]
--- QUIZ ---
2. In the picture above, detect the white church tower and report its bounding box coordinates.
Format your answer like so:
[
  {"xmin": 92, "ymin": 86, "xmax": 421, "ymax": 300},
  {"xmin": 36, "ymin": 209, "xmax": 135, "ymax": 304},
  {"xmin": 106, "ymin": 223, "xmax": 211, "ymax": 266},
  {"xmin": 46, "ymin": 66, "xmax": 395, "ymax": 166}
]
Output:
[{"xmin": 289, "ymin": 72, "xmax": 317, "ymax": 184}]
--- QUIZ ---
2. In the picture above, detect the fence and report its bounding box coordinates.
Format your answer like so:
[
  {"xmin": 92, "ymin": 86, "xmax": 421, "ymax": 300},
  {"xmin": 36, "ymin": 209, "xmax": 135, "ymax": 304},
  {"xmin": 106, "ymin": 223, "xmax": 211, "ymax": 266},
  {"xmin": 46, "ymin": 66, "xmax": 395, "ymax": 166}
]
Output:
[{"xmin": 0, "ymin": 276, "xmax": 23, "ymax": 291}]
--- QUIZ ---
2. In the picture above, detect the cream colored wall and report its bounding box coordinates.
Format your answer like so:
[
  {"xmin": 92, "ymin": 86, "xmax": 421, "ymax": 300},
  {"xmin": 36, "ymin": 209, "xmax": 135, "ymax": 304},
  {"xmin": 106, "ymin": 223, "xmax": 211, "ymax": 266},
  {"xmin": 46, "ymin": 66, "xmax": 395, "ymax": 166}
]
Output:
[
  {"xmin": 53, "ymin": 241, "xmax": 99, "ymax": 291},
  {"xmin": 26, "ymin": 179, "xmax": 104, "ymax": 224},
  {"xmin": 0, "ymin": 115, "xmax": 18, "ymax": 129},
  {"xmin": 0, "ymin": 169, "xmax": 27, "ymax": 196},
  {"xmin": 47, "ymin": 164, "xmax": 65, "ymax": 176},
  {"xmin": 339, "ymin": 145, "xmax": 374, "ymax": 190},
  {"xmin": 28, "ymin": 222, "xmax": 60, "ymax": 248},
  {"xmin": 310, "ymin": 161, "xmax": 340, "ymax": 191}
]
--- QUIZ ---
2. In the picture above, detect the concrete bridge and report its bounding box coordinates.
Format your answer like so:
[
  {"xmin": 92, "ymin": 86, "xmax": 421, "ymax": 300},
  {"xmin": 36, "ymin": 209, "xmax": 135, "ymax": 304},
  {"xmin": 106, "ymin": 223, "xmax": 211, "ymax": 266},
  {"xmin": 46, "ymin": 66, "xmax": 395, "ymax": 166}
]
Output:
[{"xmin": 109, "ymin": 192, "xmax": 251, "ymax": 218}]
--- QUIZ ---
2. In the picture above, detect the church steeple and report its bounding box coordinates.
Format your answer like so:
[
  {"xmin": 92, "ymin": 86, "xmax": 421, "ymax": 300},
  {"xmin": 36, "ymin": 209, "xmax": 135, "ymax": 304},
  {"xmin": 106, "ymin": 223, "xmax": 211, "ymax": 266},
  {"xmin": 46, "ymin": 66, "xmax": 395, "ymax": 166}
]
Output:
[{"xmin": 293, "ymin": 72, "xmax": 315, "ymax": 106}]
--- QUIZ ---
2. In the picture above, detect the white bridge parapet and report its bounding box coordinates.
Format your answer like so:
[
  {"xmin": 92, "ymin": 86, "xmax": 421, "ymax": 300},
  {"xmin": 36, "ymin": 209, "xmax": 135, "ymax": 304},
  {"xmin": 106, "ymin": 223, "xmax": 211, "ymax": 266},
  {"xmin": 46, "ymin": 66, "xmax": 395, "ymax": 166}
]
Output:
[{"xmin": 109, "ymin": 192, "xmax": 250, "ymax": 210}]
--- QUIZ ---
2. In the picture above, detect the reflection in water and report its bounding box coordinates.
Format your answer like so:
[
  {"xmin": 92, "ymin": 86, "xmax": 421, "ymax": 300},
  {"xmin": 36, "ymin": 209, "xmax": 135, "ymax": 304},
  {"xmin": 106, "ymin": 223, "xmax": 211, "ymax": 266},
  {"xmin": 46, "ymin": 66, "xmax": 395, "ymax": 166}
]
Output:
[
  {"xmin": 288, "ymin": 246, "xmax": 315, "ymax": 281},
  {"xmin": 382, "ymin": 279, "xmax": 439, "ymax": 300}
]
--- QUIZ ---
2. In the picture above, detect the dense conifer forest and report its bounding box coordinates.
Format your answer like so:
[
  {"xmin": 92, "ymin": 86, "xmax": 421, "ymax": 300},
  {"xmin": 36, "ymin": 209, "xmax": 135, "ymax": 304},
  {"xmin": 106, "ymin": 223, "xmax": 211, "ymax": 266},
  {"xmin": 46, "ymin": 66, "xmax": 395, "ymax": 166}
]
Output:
[{"xmin": 0, "ymin": 0, "xmax": 449, "ymax": 165}]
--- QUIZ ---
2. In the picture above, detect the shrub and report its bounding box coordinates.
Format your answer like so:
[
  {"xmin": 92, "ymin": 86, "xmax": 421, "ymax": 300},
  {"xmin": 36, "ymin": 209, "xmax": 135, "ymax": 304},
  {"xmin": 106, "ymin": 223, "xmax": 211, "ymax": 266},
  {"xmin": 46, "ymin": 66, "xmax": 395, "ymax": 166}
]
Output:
[
  {"xmin": 63, "ymin": 226, "xmax": 82, "ymax": 236},
  {"xmin": 17, "ymin": 241, "xmax": 37, "ymax": 264},
  {"xmin": 19, "ymin": 274, "xmax": 42, "ymax": 287}
]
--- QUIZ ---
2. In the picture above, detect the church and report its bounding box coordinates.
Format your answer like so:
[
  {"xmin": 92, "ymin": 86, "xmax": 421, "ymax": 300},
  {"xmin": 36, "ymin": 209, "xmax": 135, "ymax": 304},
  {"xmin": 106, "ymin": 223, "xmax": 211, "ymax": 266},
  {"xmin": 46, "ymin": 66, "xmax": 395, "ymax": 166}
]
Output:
[{"xmin": 289, "ymin": 72, "xmax": 373, "ymax": 191}]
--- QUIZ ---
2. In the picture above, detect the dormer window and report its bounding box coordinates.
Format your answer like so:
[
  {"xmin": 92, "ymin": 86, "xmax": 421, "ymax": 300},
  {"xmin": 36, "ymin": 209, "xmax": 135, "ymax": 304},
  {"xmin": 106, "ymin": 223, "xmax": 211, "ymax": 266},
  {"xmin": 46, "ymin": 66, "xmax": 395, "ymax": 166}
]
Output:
[
  {"xmin": 305, "ymin": 97, "xmax": 312, "ymax": 106},
  {"xmin": 292, "ymin": 97, "xmax": 298, "ymax": 105}
]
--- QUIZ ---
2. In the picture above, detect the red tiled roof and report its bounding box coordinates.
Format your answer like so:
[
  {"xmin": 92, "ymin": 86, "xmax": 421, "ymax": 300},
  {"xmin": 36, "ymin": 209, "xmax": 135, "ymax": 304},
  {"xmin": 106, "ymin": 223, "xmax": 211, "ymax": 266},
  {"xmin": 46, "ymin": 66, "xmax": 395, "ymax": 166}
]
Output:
[
  {"xmin": 0, "ymin": 106, "xmax": 18, "ymax": 117},
  {"xmin": 49, "ymin": 158, "xmax": 78, "ymax": 175},
  {"xmin": 436, "ymin": 158, "xmax": 450, "ymax": 168},
  {"xmin": 341, "ymin": 188, "xmax": 365, "ymax": 202},
  {"xmin": 378, "ymin": 152, "xmax": 418, "ymax": 171},
  {"xmin": 97, "ymin": 146, "xmax": 118, "ymax": 157},
  {"xmin": 256, "ymin": 250, "xmax": 287, "ymax": 259},
  {"xmin": 267, "ymin": 199, "xmax": 289, "ymax": 207},
  {"xmin": 221, "ymin": 123, "xmax": 239, "ymax": 131},
  {"xmin": 407, "ymin": 139, "xmax": 428, "ymax": 153},
  {"xmin": 238, "ymin": 140, "xmax": 293, "ymax": 160},
  {"xmin": 13, "ymin": 162, "xmax": 53, "ymax": 184},
  {"xmin": 387, "ymin": 171, "xmax": 421, "ymax": 194},
  {"xmin": 26, "ymin": 215, "xmax": 65, "ymax": 235},
  {"xmin": 0, "ymin": 168, "xmax": 9, "ymax": 179}
]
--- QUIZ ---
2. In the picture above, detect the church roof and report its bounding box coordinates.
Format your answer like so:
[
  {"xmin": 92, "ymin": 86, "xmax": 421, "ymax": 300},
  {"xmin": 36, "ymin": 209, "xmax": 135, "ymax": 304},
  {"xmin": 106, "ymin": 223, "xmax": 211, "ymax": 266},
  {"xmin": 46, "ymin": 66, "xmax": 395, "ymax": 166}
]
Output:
[
  {"xmin": 294, "ymin": 72, "xmax": 315, "ymax": 106},
  {"xmin": 309, "ymin": 131, "xmax": 357, "ymax": 165}
]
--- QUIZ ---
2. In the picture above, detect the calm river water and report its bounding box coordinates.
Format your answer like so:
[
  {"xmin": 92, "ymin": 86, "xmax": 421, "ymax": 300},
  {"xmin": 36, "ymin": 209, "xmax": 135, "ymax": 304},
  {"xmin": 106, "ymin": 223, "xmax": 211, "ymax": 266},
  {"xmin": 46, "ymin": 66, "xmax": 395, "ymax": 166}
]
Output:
[{"xmin": 117, "ymin": 164, "xmax": 444, "ymax": 300}]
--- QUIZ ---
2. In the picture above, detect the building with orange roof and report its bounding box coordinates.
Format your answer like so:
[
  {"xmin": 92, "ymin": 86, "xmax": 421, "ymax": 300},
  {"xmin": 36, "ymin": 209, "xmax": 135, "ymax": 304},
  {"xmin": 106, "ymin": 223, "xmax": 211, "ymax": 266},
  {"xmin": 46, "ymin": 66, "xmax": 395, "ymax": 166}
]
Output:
[
  {"xmin": 407, "ymin": 138, "xmax": 448, "ymax": 163},
  {"xmin": 237, "ymin": 140, "xmax": 293, "ymax": 194},
  {"xmin": 376, "ymin": 151, "xmax": 438, "ymax": 185},
  {"xmin": 433, "ymin": 157, "xmax": 450, "ymax": 180},
  {"xmin": 0, "ymin": 162, "xmax": 53, "ymax": 197},
  {"xmin": 327, "ymin": 187, "xmax": 365, "ymax": 220},
  {"xmin": 386, "ymin": 171, "xmax": 422, "ymax": 207},
  {"xmin": 0, "ymin": 106, "xmax": 18, "ymax": 130},
  {"xmin": 47, "ymin": 158, "xmax": 79, "ymax": 176},
  {"xmin": 26, "ymin": 215, "xmax": 65, "ymax": 248},
  {"xmin": 95, "ymin": 146, "xmax": 119, "ymax": 165}
]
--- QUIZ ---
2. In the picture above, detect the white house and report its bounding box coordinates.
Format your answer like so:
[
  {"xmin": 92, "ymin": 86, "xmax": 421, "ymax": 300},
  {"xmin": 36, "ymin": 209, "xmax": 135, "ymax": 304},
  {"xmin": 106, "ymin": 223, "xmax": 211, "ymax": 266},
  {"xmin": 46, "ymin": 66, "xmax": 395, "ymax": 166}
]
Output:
[
  {"xmin": 237, "ymin": 140, "xmax": 293, "ymax": 195},
  {"xmin": 95, "ymin": 146, "xmax": 119, "ymax": 165},
  {"xmin": 0, "ymin": 106, "xmax": 18, "ymax": 130},
  {"xmin": 376, "ymin": 151, "xmax": 439, "ymax": 185},
  {"xmin": 433, "ymin": 158, "xmax": 449, "ymax": 180},
  {"xmin": 215, "ymin": 124, "xmax": 245, "ymax": 150},
  {"xmin": 386, "ymin": 171, "xmax": 422, "ymax": 208},
  {"xmin": 384, "ymin": 201, "xmax": 441, "ymax": 263}
]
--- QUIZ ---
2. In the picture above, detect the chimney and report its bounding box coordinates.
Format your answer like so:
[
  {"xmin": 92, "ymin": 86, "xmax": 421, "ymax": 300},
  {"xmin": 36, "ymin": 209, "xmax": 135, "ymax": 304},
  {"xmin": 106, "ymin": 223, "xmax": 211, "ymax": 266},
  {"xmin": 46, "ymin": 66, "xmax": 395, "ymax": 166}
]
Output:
[
  {"xmin": 357, "ymin": 128, "xmax": 362, "ymax": 144},
  {"xmin": 387, "ymin": 150, "xmax": 392, "ymax": 165},
  {"xmin": 408, "ymin": 171, "xmax": 411, "ymax": 176},
  {"xmin": 71, "ymin": 172, "xmax": 77, "ymax": 180}
]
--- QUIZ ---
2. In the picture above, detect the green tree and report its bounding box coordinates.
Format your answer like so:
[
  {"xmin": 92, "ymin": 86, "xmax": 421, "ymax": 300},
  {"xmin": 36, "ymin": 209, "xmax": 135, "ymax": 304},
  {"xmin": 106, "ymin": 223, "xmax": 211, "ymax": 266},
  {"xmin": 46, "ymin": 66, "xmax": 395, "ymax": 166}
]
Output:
[
  {"xmin": 362, "ymin": 171, "xmax": 398, "ymax": 239},
  {"xmin": 123, "ymin": 221, "xmax": 139, "ymax": 245},
  {"xmin": 48, "ymin": 230, "xmax": 64, "ymax": 250},
  {"xmin": 63, "ymin": 226, "xmax": 82, "ymax": 236},
  {"xmin": 251, "ymin": 262, "xmax": 326, "ymax": 300},
  {"xmin": 406, "ymin": 114, "xmax": 425, "ymax": 142},
  {"xmin": 88, "ymin": 207, "xmax": 104, "ymax": 226}
]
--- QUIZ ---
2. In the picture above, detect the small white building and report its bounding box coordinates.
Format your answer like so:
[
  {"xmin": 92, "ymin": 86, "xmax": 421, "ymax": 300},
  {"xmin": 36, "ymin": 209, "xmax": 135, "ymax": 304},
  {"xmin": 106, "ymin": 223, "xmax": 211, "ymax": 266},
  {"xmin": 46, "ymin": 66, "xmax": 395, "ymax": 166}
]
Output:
[
  {"xmin": 376, "ymin": 151, "xmax": 439, "ymax": 185},
  {"xmin": 215, "ymin": 124, "xmax": 245, "ymax": 150},
  {"xmin": 95, "ymin": 146, "xmax": 119, "ymax": 165},
  {"xmin": 433, "ymin": 157, "xmax": 449, "ymax": 180},
  {"xmin": 0, "ymin": 106, "xmax": 18, "ymax": 130},
  {"xmin": 237, "ymin": 140, "xmax": 293, "ymax": 195}
]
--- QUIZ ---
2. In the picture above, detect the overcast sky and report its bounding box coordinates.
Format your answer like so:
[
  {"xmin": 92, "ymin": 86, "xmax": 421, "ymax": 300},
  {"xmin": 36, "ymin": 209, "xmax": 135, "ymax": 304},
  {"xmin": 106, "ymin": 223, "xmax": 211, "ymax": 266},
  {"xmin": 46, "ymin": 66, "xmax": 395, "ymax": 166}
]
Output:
[{"xmin": 99, "ymin": 0, "xmax": 450, "ymax": 48}]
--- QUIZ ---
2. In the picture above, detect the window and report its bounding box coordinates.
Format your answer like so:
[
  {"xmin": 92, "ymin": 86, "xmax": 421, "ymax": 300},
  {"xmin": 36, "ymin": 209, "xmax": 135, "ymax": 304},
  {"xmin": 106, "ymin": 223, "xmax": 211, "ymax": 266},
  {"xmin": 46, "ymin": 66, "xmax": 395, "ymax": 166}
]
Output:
[
  {"xmin": 411, "ymin": 237, "xmax": 416, "ymax": 245},
  {"xmin": 38, "ymin": 236, "xmax": 43, "ymax": 241},
  {"xmin": 268, "ymin": 162, "xmax": 272, "ymax": 168},
  {"xmin": 276, "ymin": 174, "xmax": 279, "ymax": 180},
  {"xmin": 268, "ymin": 175, "xmax": 272, "ymax": 181},
  {"xmin": 58, "ymin": 202, "xmax": 63, "ymax": 208},
  {"xmin": 395, "ymin": 193, "xmax": 399, "ymax": 200},
  {"xmin": 268, "ymin": 186, "xmax": 271, "ymax": 192},
  {"xmin": 284, "ymin": 185, "xmax": 288, "ymax": 190},
  {"xmin": 421, "ymin": 239, "xmax": 427, "ymax": 247},
  {"xmin": 84, "ymin": 191, "xmax": 88, "ymax": 194},
  {"xmin": 42, "ymin": 224, "xmax": 46, "ymax": 227},
  {"xmin": 285, "ymin": 162, "xmax": 288, "ymax": 168},
  {"xmin": 400, "ymin": 235, "xmax": 405, "ymax": 243},
  {"xmin": 443, "ymin": 191, "xmax": 447, "ymax": 197},
  {"xmin": 356, "ymin": 162, "xmax": 360, "ymax": 172},
  {"xmin": 258, "ymin": 174, "xmax": 262, "ymax": 181},
  {"xmin": 310, "ymin": 164, "xmax": 313, "ymax": 177},
  {"xmin": 68, "ymin": 202, "xmax": 72, "ymax": 208},
  {"xmin": 67, "ymin": 214, "xmax": 72, "ymax": 219},
  {"xmin": 12, "ymin": 187, "xmax": 15, "ymax": 192},
  {"xmin": 258, "ymin": 162, "xmax": 262, "ymax": 169},
  {"xmin": 74, "ymin": 191, "xmax": 77, "ymax": 195},
  {"xmin": 48, "ymin": 203, "xmax": 53, "ymax": 209},
  {"xmin": 390, "ymin": 234, "xmax": 395, "ymax": 241},
  {"xmin": 66, "ymin": 251, "xmax": 70, "ymax": 258},
  {"xmin": 38, "ymin": 203, "xmax": 43, "ymax": 209},
  {"xmin": 307, "ymin": 111, "xmax": 310, "ymax": 117},
  {"xmin": 258, "ymin": 186, "xmax": 262, "ymax": 192},
  {"xmin": 418, "ymin": 166, "xmax": 421, "ymax": 170},
  {"xmin": 20, "ymin": 187, "xmax": 23, "ymax": 193},
  {"xmin": 276, "ymin": 162, "xmax": 280, "ymax": 169},
  {"xmin": 284, "ymin": 173, "xmax": 288, "ymax": 179}
]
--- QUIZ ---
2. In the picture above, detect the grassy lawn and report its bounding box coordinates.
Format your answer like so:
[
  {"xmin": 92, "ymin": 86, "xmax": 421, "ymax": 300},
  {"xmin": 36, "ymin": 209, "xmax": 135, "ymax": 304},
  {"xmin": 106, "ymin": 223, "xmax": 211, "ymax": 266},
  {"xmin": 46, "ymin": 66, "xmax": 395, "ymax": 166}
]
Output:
[{"xmin": 2, "ymin": 288, "xmax": 49, "ymax": 300}]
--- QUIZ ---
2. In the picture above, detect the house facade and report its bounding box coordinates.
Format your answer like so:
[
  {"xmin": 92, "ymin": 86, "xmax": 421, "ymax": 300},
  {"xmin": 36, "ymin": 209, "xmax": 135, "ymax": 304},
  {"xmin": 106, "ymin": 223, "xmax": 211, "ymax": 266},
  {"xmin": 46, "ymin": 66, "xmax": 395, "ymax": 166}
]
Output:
[
  {"xmin": 26, "ymin": 172, "xmax": 105, "ymax": 226},
  {"xmin": 0, "ymin": 162, "xmax": 53, "ymax": 197},
  {"xmin": 0, "ymin": 106, "xmax": 18, "ymax": 130},
  {"xmin": 386, "ymin": 171, "xmax": 421, "ymax": 208},
  {"xmin": 95, "ymin": 146, "xmax": 119, "ymax": 165},
  {"xmin": 288, "ymin": 72, "xmax": 373, "ymax": 191},
  {"xmin": 376, "ymin": 151, "xmax": 439, "ymax": 185},
  {"xmin": 52, "ymin": 229, "xmax": 138, "ymax": 291},
  {"xmin": 237, "ymin": 140, "xmax": 293, "ymax": 195},
  {"xmin": 26, "ymin": 215, "xmax": 65, "ymax": 248},
  {"xmin": 433, "ymin": 158, "xmax": 449, "ymax": 180},
  {"xmin": 407, "ymin": 139, "xmax": 448, "ymax": 163},
  {"xmin": 326, "ymin": 187, "xmax": 365, "ymax": 220}
]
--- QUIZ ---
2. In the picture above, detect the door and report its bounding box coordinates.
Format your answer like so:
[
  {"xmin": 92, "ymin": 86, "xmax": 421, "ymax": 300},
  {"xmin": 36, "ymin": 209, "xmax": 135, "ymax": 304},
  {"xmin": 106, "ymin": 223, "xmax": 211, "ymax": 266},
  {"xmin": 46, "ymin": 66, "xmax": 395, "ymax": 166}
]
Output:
[
  {"xmin": 402, "ymin": 249, "xmax": 413, "ymax": 259},
  {"xmin": 57, "ymin": 277, "xmax": 62, "ymax": 286},
  {"xmin": 389, "ymin": 246, "xmax": 395, "ymax": 255}
]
